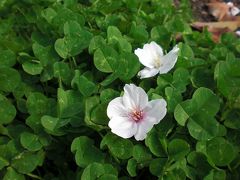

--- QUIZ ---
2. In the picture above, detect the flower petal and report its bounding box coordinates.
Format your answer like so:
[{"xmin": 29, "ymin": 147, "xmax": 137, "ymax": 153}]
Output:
[
  {"xmin": 134, "ymin": 48, "xmax": 155, "ymax": 68},
  {"xmin": 108, "ymin": 116, "xmax": 137, "ymax": 139},
  {"xmin": 138, "ymin": 67, "xmax": 159, "ymax": 79},
  {"xmin": 144, "ymin": 99, "xmax": 167, "ymax": 124},
  {"xmin": 149, "ymin": 41, "xmax": 163, "ymax": 57},
  {"xmin": 159, "ymin": 45, "xmax": 179, "ymax": 74},
  {"xmin": 134, "ymin": 99, "xmax": 167, "ymax": 141},
  {"xmin": 107, "ymin": 97, "xmax": 127, "ymax": 119},
  {"xmin": 123, "ymin": 84, "xmax": 148, "ymax": 110},
  {"xmin": 134, "ymin": 120, "xmax": 154, "ymax": 141},
  {"xmin": 134, "ymin": 41, "xmax": 163, "ymax": 68}
]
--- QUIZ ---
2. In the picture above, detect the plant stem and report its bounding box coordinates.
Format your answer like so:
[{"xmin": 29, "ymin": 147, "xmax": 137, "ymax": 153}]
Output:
[{"xmin": 26, "ymin": 173, "xmax": 43, "ymax": 180}]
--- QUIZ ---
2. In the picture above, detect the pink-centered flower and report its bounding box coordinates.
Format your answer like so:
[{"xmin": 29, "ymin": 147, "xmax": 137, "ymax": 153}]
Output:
[
  {"xmin": 134, "ymin": 41, "xmax": 179, "ymax": 79},
  {"xmin": 107, "ymin": 84, "xmax": 167, "ymax": 141}
]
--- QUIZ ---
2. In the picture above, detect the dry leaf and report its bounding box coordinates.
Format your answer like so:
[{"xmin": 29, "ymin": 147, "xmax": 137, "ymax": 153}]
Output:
[
  {"xmin": 192, "ymin": 21, "xmax": 240, "ymax": 31},
  {"xmin": 192, "ymin": 21, "xmax": 240, "ymax": 42},
  {"xmin": 207, "ymin": 2, "xmax": 231, "ymax": 21},
  {"xmin": 207, "ymin": 1, "xmax": 240, "ymax": 21}
]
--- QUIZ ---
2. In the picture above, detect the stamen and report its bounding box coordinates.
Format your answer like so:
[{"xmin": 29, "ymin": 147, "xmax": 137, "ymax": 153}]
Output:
[
  {"xmin": 154, "ymin": 57, "xmax": 162, "ymax": 68},
  {"xmin": 130, "ymin": 110, "xmax": 144, "ymax": 122}
]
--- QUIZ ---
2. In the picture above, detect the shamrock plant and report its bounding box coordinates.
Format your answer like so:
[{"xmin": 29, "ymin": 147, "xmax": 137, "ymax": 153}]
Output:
[{"xmin": 0, "ymin": 0, "xmax": 240, "ymax": 180}]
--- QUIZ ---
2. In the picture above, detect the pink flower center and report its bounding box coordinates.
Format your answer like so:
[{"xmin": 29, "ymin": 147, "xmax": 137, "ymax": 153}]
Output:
[{"xmin": 130, "ymin": 110, "xmax": 144, "ymax": 122}]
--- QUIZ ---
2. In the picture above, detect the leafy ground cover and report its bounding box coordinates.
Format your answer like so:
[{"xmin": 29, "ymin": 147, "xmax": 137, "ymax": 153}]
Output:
[{"xmin": 0, "ymin": 0, "xmax": 240, "ymax": 179}]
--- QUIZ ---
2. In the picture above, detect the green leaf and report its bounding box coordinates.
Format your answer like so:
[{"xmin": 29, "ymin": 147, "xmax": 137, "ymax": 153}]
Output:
[
  {"xmin": 149, "ymin": 158, "xmax": 168, "ymax": 177},
  {"xmin": 90, "ymin": 103, "xmax": 109, "ymax": 125},
  {"xmin": 0, "ymin": 139, "xmax": 22, "ymax": 161},
  {"xmin": 127, "ymin": 158, "xmax": 137, "ymax": 177},
  {"xmin": 176, "ymin": 44, "xmax": 201, "ymax": 68},
  {"xmin": 81, "ymin": 162, "xmax": 117, "ymax": 180},
  {"xmin": 191, "ymin": 67, "xmax": 214, "ymax": 89},
  {"xmin": 93, "ymin": 46, "xmax": 118, "ymax": 73},
  {"xmin": 71, "ymin": 136, "xmax": 105, "ymax": 167},
  {"xmin": 11, "ymin": 151, "xmax": 44, "ymax": 174},
  {"xmin": 89, "ymin": 35, "xmax": 106, "ymax": 54},
  {"xmin": 71, "ymin": 70, "xmax": 97, "ymax": 97},
  {"xmin": 178, "ymin": 43, "xmax": 194, "ymax": 59},
  {"xmin": 129, "ymin": 22, "xmax": 148, "ymax": 43},
  {"xmin": 3, "ymin": 167, "xmax": 25, "ymax": 180},
  {"xmin": 206, "ymin": 137, "xmax": 236, "ymax": 166},
  {"xmin": 168, "ymin": 139, "xmax": 190, "ymax": 161},
  {"xmin": 156, "ymin": 68, "xmax": 189, "ymax": 93},
  {"xmin": 106, "ymin": 26, "xmax": 132, "ymax": 52},
  {"xmin": 41, "ymin": 115, "xmax": 69, "ymax": 136},
  {"xmin": 163, "ymin": 168, "xmax": 186, "ymax": 180},
  {"xmin": 64, "ymin": 0, "xmax": 78, "ymax": 9},
  {"xmin": 101, "ymin": 163, "xmax": 118, "ymax": 176},
  {"xmin": 98, "ymin": 174, "xmax": 118, "ymax": 180},
  {"xmin": 93, "ymin": 0, "xmax": 122, "ymax": 14},
  {"xmin": 81, "ymin": 163, "xmax": 105, "ymax": 180},
  {"xmin": 26, "ymin": 114, "xmax": 44, "ymax": 133},
  {"xmin": 54, "ymin": 21, "xmax": 92, "ymax": 58},
  {"xmin": 166, "ymin": 16, "xmax": 189, "ymax": 33},
  {"xmin": 26, "ymin": 92, "xmax": 50, "ymax": 115},
  {"xmin": 54, "ymin": 38, "xmax": 68, "ymax": 58},
  {"xmin": 0, "ymin": 156, "xmax": 9, "ymax": 170},
  {"xmin": 151, "ymin": 26, "xmax": 171, "ymax": 49},
  {"xmin": 20, "ymin": 132, "xmax": 42, "ymax": 151},
  {"xmin": 204, "ymin": 169, "xmax": 226, "ymax": 180},
  {"xmin": 215, "ymin": 57, "xmax": 240, "ymax": 107},
  {"xmin": 132, "ymin": 145, "xmax": 152, "ymax": 163},
  {"xmin": 172, "ymin": 68, "xmax": 190, "ymax": 93},
  {"xmin": 94, "ymin": 49, "xmax": 113, "ymax": 73},
  {"xmin": 165, "ymin": 87, "xmax": 182, "ymax": 112},
  {"xmin": 52, "ymin": 7, "xmax": 85, "ymax": 28},
  {"xmin": 174, "ymin": 100, "xmax": 191, "ymax": 126},
  {"xmin": 40, "ymin": 64, "xmax": 54, "ymax": 82},
  {"xmin": 115, "ymin": 52, "xmax": 140, "ymax": 80},
  {"xmin": 22, "ymin": 61, "xmax": 43, "ymax": 75},
  {"xmin": 0, "ymin": 67, "xmax": 21, "ymax": 92},
  {"xmin": 32, "ymin": 43, "xmax": 58, "ymax": 67},
  {"xmin": 157, "ymin": 74, "xmax": 173, "ymax": 90},
  {"xmin": 41, "ymin": 7, "xmax": 57, "ymax": 23},
  {"xmin": 117, "ymin": 38, "xmax": 132, "ymax": 53},
  {"xmin": 100, "ymin": 88, "xmax": 119, "ymax": 103},
  {"xmin": 0, "ymin": 49, "xmax": 16, "ymax": 67},
  {"xmin": 187, "ymin": 115, "xmax": 220, "ymax": 141},
  {"xmin": 0, "ymin": 99, "xmax": 16, "ymax": 124},
  {"xmin": 84, "ymin": 96, "xmax": 100, "ymax": 128},
  {"xmin": 125, "ymin": 0, "xmax": 139, "ymax": 9},
  {"xmin": 187, "ymin": 151, "xmax": 212, "ymax": 178},
  {"xmin": 100, "ymin": 73, "xmax": 118, "ymax": 87},
  {"xmin": 174, "ymin": 88, "xmax": 220, "ymax": 140},
  {"xmin": 107, "ymin": 26, "xmax": 122, "ymax": 44},
  {"xmin": 196, "ymin": 141, "xmax": 208, "ymax": 156},
  {"xmin": 53, "ymin": 62, "xmax": 73, "ymax": 84},
  {"xmin": 145, "ymin": 129, "xmax": 167, "ymax": 157},
  {"xmin": 223, "ymin": 109, "xmax": 240, "ymax": 129},
  {"xmin": 57, "ymin": 88, "xmax": 83, "ymax": 118},
  {"xmin": 101, "ymin": 133, "xmax": 133, "ymax": 159}
]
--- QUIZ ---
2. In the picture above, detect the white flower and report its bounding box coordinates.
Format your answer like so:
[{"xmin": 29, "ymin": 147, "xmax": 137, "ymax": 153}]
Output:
[
  {"xmin": 107, "ymin": 84, "xmax": 167, "ymax": 141},
  {"xmin": 134, "ymin": 41, "xmax": 179, "ymax": 79}
]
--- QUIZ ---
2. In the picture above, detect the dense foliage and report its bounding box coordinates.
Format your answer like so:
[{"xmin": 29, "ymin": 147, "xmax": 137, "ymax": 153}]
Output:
[{"xmin": 0, "ymin": 0, "xmax": 240, "ymax": 179}]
